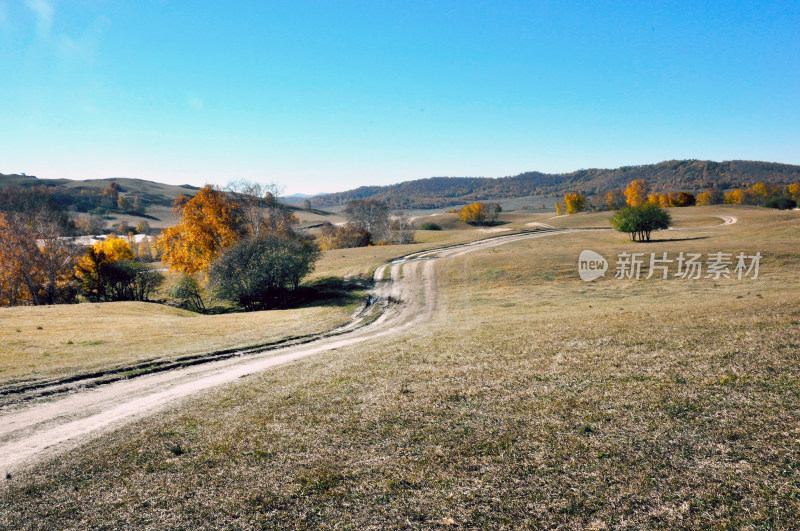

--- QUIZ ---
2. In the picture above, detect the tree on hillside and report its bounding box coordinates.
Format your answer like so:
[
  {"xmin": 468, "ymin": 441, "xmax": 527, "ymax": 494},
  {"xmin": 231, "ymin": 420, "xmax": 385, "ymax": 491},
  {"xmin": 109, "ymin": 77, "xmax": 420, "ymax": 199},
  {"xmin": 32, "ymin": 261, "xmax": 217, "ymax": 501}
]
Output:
[
  {"xmin": 624, "ymin": 180, "xmax": 649, "ymax": 207},
  {"xmin": 344, "ymin": 199, "xmax": 390, "ymax": 241},
  {"xmin": 157, "ymin": 185, "xmax": 246, "ymax": 274},
  {"xmin": 610, "ymin": 204, "xmax": 671, "ymax": 242}
]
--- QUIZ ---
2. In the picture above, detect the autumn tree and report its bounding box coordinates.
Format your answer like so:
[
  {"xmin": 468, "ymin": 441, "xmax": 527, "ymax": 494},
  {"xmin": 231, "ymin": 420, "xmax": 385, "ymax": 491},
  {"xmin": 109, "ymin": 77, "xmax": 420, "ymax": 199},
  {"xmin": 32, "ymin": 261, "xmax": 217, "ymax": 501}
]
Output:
[
  {"xmin": 788, "ymin": 182, "xmax": 800, "ymax": 202},
  {"xmin": 564, "ymin": 193, "xmax": 587, "ymax": 214},
  {"xmin": 605, "ymin": 189, "xmax": 626, "ymax": 210},
  {"xmin": 157, "ymin": 185, "xmax": 246, "ymax": 275},
  {"xmin": 669, "ymin": 191, "xmax": 696, "ymax": 207},
  {"xmin": 75, "ymin": 237, "xmax": 163, "ymax": 302},
  {"xmin": 0, "ymin": 188, "xmax": 79, "ymax": 306},
  {"xmin": 117, "ymin": 195, "xmax": 133, "ymax": 213},
  {"xmin": 555, "ymin": 202, "xmax": 564, "ymax": 216},
  {"xmin": 724, "ymin": 189, "xmax": 746, "ymax": 205},
  {"xmin": 697, "ymin": 188, "xmax": 724, "ymax": 206},
  {"xmin": 135, "ymin": 220, "xmax": 151, "ymax": 235},
  {"xmin": 624, "ymin": 180, "xmax": 650, "ymax": 207},
  {"xmin": 458, "ymin": 202, "xmax": 489, "ymax": 224}
]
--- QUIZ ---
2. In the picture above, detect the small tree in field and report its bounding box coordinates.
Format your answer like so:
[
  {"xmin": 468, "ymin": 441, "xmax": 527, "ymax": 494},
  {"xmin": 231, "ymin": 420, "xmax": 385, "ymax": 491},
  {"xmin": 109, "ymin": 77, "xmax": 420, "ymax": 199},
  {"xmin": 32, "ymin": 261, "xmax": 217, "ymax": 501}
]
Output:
[
  {"xmin": 459, "ymin": 202, "xmax": 489, "ymax": 224},
  {"xmin": 610, "ymin": 204, "xmax": 671, "ymax": 242},
  {"xmin": 169, "ymin": 274, "xmax": 208, "ymax": 313}
]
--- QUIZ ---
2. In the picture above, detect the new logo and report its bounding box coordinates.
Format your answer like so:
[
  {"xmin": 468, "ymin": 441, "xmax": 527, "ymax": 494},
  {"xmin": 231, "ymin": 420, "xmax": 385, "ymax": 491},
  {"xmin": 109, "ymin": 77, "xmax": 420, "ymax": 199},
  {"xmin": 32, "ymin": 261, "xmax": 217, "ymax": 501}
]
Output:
[{"xmin": 578, "ymin": 250, "xmax": 608, "ymax": 281}]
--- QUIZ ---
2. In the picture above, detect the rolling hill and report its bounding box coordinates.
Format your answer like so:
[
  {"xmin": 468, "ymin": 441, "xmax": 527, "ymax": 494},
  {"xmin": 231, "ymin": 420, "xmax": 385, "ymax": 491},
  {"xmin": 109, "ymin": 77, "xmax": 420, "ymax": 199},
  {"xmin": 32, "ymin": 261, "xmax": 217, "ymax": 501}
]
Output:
[{"xmin": 311, "ymin": 159, "xmax": 800, "ymax": 209}]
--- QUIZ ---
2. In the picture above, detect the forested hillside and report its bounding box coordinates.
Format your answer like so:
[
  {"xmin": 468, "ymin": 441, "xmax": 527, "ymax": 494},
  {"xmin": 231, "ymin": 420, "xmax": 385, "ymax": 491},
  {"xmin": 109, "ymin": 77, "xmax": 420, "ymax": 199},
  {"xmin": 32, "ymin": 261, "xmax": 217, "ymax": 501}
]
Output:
[
  {"xmin": 0, "ymin": 174, "xmax": 200, "ymax": 214},
  {"xmin": 312, "ymin": 160, "xmax": 800, "ymax": 209}
]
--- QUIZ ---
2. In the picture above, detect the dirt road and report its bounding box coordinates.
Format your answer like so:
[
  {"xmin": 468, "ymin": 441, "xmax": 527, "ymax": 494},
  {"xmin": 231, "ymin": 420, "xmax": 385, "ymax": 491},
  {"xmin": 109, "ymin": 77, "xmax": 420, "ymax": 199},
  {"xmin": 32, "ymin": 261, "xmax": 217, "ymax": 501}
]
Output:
[{"xmin": 0, "ymin": 228, "xmax": 575, "ymax": 479}]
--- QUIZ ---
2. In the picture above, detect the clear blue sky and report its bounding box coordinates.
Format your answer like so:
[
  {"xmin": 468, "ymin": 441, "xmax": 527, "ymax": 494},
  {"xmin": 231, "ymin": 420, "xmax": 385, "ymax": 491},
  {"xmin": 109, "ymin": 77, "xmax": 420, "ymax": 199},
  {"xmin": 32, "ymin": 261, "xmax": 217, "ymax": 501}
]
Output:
[{"xmin": 1, "ymin": 1, "xmax": 798, "ymax": 194}]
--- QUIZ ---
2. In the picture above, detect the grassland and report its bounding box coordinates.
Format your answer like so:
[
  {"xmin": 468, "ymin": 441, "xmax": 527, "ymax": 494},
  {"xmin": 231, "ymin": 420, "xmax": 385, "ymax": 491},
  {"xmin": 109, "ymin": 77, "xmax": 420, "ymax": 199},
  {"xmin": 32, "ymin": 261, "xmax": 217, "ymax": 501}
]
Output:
[
  {"xmin": 1, "ymin": 206, "xmax": 799, "ymax": 528},
  {"xmin": 0, "ymin": 302, "xmax": 352, "ymax": 386}
]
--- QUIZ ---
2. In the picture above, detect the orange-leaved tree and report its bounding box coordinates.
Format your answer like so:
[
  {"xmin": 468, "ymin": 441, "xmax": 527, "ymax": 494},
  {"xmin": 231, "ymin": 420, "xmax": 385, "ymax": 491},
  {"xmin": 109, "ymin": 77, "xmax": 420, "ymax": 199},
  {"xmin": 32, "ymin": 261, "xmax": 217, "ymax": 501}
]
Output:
[
  {"xmin": 158, "ymin": 185, "xmax": 245, "ymax": 274},
  {"xmin": 624, "ymin": 179, "xmax": 649, "ymax": 207}
]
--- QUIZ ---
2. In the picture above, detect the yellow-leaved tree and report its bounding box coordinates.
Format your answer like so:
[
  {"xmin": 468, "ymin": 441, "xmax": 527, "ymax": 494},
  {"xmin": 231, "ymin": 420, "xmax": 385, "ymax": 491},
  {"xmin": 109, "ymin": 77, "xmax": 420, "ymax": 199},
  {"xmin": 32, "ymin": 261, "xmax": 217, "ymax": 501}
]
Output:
[
  {"xmin": 157, "ymin": 186, "xmax": 245, "ymax": 275},
  {"xmin": 74, "ymin": 236, "xmax": 137, "ymax": 301},
  {"xmin": 788, "ymin": 182, "xmax": 800, "ymax": 201},
  {"xmin": 458, "ymin": 202, "xmax": 489, "ymax": 224},
  {"xmin": 563, "ymin": 193, "xmax": 586, "ymax": 214},
  {"xmin": 624, "ymin": 179, "xmax": 649, "ymax": 207}
]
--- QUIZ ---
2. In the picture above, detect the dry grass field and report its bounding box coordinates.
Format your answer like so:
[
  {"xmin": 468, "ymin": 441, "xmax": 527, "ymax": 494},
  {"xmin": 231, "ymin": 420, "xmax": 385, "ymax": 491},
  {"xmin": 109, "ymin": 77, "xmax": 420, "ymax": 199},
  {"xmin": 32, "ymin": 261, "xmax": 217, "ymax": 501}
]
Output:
[
  {"xmin": 0, "ymin": 302, "xmax": 352, "ymax": 386},
  {"xmin": 1, "ymin": 206, "xmax": 799, "ymax": 528}
]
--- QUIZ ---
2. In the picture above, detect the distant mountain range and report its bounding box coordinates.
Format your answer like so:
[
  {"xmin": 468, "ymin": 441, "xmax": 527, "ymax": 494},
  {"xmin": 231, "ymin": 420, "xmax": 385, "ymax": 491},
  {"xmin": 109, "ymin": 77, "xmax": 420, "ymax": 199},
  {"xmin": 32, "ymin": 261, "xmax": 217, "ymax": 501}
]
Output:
[
  {"xmin": 4, "ymin": 159, "xmax": 800, "ymax": 213},
  {"xmin": 311, "ymin": 160, "xmax": 800, "ymax": 209}
]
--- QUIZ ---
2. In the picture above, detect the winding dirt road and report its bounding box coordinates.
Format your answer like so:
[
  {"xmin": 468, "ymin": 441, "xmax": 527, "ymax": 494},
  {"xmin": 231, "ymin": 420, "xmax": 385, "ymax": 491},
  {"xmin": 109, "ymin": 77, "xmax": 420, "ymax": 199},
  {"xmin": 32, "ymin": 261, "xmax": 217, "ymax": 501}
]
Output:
[
  {"xmin": 0, "ymin": 214, "xmax": 740, "ymax": 479},
  {"xmin": 0, "ymin": 228, "xmax": 575, "ymax": 479}
]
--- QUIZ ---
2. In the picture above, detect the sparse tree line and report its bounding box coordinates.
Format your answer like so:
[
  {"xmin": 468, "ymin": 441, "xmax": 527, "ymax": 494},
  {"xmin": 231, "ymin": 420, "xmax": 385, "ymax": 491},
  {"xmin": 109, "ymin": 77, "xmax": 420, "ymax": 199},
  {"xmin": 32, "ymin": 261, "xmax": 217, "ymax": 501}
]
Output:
[{"xmin": 555, "ymin": 178, "xmax": 800, "ymax": 215}]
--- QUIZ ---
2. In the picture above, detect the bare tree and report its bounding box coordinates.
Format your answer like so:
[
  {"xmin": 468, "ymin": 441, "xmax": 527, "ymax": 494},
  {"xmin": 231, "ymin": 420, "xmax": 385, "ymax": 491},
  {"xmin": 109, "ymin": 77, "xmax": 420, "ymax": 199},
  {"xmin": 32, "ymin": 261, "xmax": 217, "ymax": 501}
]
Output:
[
  {"xmin": 388, "ymin": 211, "xmax": 416, "ymax": 244},
  {"xmin": 226, "ymin": 180, "xmax": 295, "ymax": 236},
  {"xmin": 343, "ymin": 199, "xmax": 390, "ymax": 242}
]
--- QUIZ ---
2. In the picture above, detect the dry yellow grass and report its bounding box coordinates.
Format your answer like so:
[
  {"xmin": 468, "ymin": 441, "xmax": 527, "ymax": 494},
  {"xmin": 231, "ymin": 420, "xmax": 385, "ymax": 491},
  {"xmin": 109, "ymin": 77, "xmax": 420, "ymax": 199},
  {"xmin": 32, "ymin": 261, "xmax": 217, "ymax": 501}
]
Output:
[
  {"xmin": 2, "ymin": 205, "xmax": 799, "ymax": 528},
  {"xmin": 0, "ymin": 302, "xmax": 351, "ymax": 385}
]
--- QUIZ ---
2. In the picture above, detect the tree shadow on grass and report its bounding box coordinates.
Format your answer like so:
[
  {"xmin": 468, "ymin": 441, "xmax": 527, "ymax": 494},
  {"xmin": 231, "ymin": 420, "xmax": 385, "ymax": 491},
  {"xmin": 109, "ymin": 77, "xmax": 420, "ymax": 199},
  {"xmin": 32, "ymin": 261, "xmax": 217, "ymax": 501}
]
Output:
[
  {"xmin": 643, "ymin": 236, "xmax": 710, "ymax": 243},
  {"xmin": 293, "ymin": 276, "xmax": 370, "ymax": 308}
]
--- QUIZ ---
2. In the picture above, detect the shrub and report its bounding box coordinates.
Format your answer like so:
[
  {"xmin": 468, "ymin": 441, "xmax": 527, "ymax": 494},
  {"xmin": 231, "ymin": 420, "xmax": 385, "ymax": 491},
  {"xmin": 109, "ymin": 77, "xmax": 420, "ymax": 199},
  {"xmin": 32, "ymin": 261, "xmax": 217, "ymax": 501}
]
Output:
[
  {"xmin": 169, "ymin": 274, "xmax": 208, "ymax": 313},
  {"xmin": 209, "ymin": 234, "xmax": 320, "ymax": 311},
  {"xmin": 419, "ymin": 222, "xmax": 442, "ymax": 231},
  {"xmin": 318, "ymin": 223, "xmax": 371, "ymax": 250},
  {"xmin": 765, "ymin": 197, "xmax": 797, "ymax": 210}
]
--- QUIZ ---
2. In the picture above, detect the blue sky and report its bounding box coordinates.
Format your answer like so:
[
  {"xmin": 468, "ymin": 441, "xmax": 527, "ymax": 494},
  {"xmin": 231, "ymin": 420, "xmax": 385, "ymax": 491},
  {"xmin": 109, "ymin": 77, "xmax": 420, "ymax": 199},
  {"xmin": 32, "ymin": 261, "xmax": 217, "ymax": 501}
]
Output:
[{"xmin": 1, "ymin": 1, "xmax": 799, "ymax": 194}]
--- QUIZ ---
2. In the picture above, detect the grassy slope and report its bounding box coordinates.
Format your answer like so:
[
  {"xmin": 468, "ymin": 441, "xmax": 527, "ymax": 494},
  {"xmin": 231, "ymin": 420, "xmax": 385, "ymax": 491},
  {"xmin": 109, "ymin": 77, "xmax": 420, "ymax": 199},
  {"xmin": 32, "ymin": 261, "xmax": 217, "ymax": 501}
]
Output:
[
  {"xmin": 2, "ymin": 207, "xmax": 800, "ymax": 528},
  {"xmin": 0, "ymin": 302, "xmax": 352, "ymax": 386}
]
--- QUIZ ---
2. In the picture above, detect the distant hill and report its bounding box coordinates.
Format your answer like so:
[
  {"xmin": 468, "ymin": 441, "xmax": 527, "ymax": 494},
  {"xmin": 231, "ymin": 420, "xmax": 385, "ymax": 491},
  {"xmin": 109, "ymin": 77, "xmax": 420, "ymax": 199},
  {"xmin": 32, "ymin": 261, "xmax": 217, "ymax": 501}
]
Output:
[
  {"xmin": 312, "ymin": 160, "xmax": 800, "ymax": 209},
  {"xmin": 0, "ymin": 174, "xmax": 201, "ymax": 208}
]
